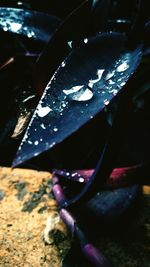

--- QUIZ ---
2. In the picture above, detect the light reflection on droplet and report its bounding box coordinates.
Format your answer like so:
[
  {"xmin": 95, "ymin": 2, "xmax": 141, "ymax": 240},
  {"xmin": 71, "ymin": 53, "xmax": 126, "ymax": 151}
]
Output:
[
  {"xmin": 120, "ymin": 81, "xmax": 126, "ymax": 86},
  {"xmin": 108, "ymin": 79, "xmax": 115, "ymax": 85},
  {"xmin": 11, "ymin": 22, "xmax": 22, "ymax": 31},
  {"xmin": 117, "ymin": 61, "xmax": 129, "ymax": 72},
  {"xmin": 37, "ymin": 105, "xmax": 52, "ymax": 117},
  {"xmin": 53, "ymin": 127, "xmax": 58, "ymax": 132},
  {"xmin": 105, "ymin": 70, "xmax": 115, "ymax": 81},
  {"xmin": 68, "ymin": 41, "xmax": 72, "ymax": 48},
  {"xmin": 104, "ymin": 99, "xmax": 109, "ymax": 105},
  {"xmin": 110, "ymin": 89, "xmax": 118, "ymax": 96},
  {"xmin": 34, "ymin": 141, "xmax": 39, "ymax": 145},
  {"xmin": 72, "ymin": 88, "xmax": 93, "ymax": 102},
  {"xmin": 63, "ymin": 85, "xmax": 84, "ymax": 95},
  {"xmin": 79, "ymin": 177, "xmax": 84, "ymax": 183},
  {"xmin": 84, "ymin": 38, "xmax": 88, "ymax": 44},
  {"xmin": 61, "ymin": 61, "xmax": 66, "ymax": 67},
  {"xmin": 41, "ymin": 123, "xmax": 46, "ymax": 130},
  {"xmin": 88, "ymin": 69, "xmax": 105, "ymax": 87}
]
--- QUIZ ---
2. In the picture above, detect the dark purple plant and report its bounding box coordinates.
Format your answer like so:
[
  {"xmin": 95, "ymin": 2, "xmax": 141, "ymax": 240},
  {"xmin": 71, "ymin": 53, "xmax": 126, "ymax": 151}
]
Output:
[{"xmin": 0, "ymin": 1, "xmax": 149, "ymax": 267}]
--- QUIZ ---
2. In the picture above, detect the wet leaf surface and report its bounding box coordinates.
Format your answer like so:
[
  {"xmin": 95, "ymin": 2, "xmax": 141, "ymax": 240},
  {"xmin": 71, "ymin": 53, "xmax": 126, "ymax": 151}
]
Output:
[{"xmin": 13, "ymin": 32, "xmax": 142, "ymax": 167}]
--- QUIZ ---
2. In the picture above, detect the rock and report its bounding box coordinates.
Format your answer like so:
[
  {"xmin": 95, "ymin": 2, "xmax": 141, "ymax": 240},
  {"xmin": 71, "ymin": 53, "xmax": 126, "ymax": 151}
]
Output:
[{"xmin": 0, "ymin": 167, "xmax": 71, "ymax": 267}]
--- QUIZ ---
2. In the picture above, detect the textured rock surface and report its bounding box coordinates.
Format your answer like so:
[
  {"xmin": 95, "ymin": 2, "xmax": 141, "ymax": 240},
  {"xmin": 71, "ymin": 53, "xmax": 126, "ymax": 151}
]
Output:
[
  {"xmin": 0, "ymin": 167, "xmax": 149, "ymax": 267},
  {"xmin": 0, "ymin": 167, "xmax": 70, "ymax": 267}
]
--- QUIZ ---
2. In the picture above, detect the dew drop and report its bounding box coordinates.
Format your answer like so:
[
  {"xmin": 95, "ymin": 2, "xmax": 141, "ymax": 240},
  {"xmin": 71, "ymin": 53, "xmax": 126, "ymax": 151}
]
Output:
[
  {"xmin": 72, "ymin": 88, "xmax": 93, "ymax": 101},
  {"xmin": 88, "ymin": 69, "xmax": 105, "ymax": 86},
  {"xmin": 61, "ymin": 61, "xmax": 66, "ymax": 67},
  {"xmin": 104, "ymin": 99, "xmax": 109, "ymax": 105},
  {"xmin": 34, "ymin": 141, "xmax": 39, "ymax": 145},
  {"xmin": 11, "ymin": 22, "xmax": 22, "ymax": 32},
  {"xmin": 108, "ymin": 79, "xmax": 115, "ymax": 85},
  {"xmin": 37, "ymin": 105, "xmax": 52, "ymax": 117},
  {"xmin": 63, "ymin": 85, "xmax": 84, "ymax": 95},
  {"xmin": 41, "ymin": 123, "xmax": 46, "ymax": 130},
  {"xmin": 110, "ymin": 89, "xmax": 118, "ymax": 96},
  {"xmin": 79, "ymin": 177, "xmax": 84, "ymax": 183},
  {"xmin": 120, "ymin": 81, "xmax": 126, "ymax": 86},
  {"xmin": 84, "ymin": 38, "xmax": 88, "ymax": 43},
  {"xmin": 105, "ymin": 70, "xmax": 115, "ymax": 80},
  {"xmin": 117, "ymin": 61, "xmax": 129, "ymax": 72},
  {"xmin": 62, "ymin": 102, "xmax": 67, "ymax": 108},
  {"xmin": 71, "ymin": 172, "xmax": 77, "ymax": 177},
  {"xmin": 53, "ymin": 127, "xmax": 58, "ymax": 132},
  {"xmin": 68, "ymin": 41, "xmax": 72, "ymax": 48}
]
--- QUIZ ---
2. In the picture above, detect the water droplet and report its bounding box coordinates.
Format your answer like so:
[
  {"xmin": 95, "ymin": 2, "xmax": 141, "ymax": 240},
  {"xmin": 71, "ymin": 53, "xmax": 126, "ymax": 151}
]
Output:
[
  {"xmin": 61, "ymin": 61, "xmax": 66, "ymax": 67},
  {"xmin": 40, "ymin": 138, "xmax": 43, "ymax": 142},
  {"xmin": 63, "ymin": 85, "xmax": 84, "ymax": 95},
  {"xmin": 105, "ymin": 70, "xmax": 115, "ymax": 81},
  {"xmin": 11, "ymin": 22, "xmax": 22, "ymax": 32},
  {"xmin": 37, "ymin": 105, "xmax": 52, "ymax": 117},
  {"xmin": 28, "ymin": 140, "xmax": 32, "ymax": 145},
  {"xmin": 68, "ymin": 41, "xmax": 72, "ymax": 48},
  {"xmin": 34, "ymin": 141, "xmax": 39, "ymax": 145},
  {"xmin": 74, "ymin": 88, "xmax": 93, "ymax": 101},
  {"xmin": 88, "ymin": 69, "xmax": 105, "ymax": 86},
  {"xmin": 110, "ymin": 89, "xmax": 118, "ymax": 96},
  {"xmin": 120, "ymin": 81, "xmax": 126, "ymax": 86},
  {"xmin": 84, "ymin": 38, "xmax": 88, "ymax": 44},
  {"xmin": 3, "ymin": 26, "xmax": 8, "ymax": 31},
  {"xmin": 117, "ymin": 61, "xmax": 129, "ymax": 72},
  {"xmin": 17, "ymin": 1, "xmax": 23, "ymax": 5},
  {"xmin": 71, "ymin": 172, "xmax": 77, "ymax": 177},
  {"xmin": 49, "ymin": 142, "xmax": 56, "ymax": 148},
  {"xmin": 27, "ymin": 31, "xmax": 35, "ymax": 38},
  {"xmin": 104, "ymin": 99, "xmax": 109, "ymax": 105},
  {"xmin": 62, "ymin": 102, "xmax": 67, "ymax": 107},
  {"xmin": 79, "ymin": 177, "xmax": 84, "ymax": 183},
  {"xmin": 53, "ymin": 127, "xmax": 58, "ymax": 132},
  {"xmin": 41, "ymin": 123, "xmax": 46, "ymax": 130},
  {"xmin": 108, "ymin": 79, "xmax": 115, "ymax": 85}
]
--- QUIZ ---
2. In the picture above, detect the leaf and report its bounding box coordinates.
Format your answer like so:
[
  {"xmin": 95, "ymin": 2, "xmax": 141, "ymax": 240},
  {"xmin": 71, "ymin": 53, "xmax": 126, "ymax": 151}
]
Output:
[
  {"xmin": 12, "ymin": 32, "xmax": 142, "ymax": 167},
  {"xmin": 0, "ymin": 7, "xmax": 61, "ymax": 42}
]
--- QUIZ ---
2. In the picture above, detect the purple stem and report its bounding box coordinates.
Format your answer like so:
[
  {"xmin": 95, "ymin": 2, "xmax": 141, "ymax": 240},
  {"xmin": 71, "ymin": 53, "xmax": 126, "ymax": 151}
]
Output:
[
  {"xmin": 60, "ymin": 208, "xmax": 76, "ymax": 235},
  {"xmin": 82, "ymin": 243, "xmax": 112, "ymax": 267},
  {"xmin": 52, "ymin": 184, "xmax": 67, "ymax": 205},
  {"xmin": 75, "ymin": 225, "xmax": 112, "ymax": 267}
]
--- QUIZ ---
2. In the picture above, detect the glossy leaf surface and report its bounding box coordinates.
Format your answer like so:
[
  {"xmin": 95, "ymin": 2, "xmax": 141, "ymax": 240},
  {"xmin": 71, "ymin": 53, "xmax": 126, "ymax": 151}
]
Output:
[{"xmin": 13, "ymin": 32, "xmax": 142, "ymax": 167}]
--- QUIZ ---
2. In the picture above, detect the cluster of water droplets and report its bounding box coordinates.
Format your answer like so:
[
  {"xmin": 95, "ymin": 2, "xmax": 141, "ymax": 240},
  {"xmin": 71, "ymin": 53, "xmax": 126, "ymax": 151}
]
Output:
[
  {"xmin": 61, "ymin": 52, "xmax": 131, "ymax": 109},
  {"xmin": 0, "ymin": 8, "xmax": 37, "ymax": 39}
]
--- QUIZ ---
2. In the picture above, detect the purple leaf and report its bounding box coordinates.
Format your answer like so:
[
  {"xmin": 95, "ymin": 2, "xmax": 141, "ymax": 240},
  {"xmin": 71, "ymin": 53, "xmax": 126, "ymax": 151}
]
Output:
[
  {"xmin": 12, "ymin": 32, "xmax": 142, "ymax": 167},
  {"xmin": 0, "ymin": 7, "xmax": 61, "ymax": 42}
]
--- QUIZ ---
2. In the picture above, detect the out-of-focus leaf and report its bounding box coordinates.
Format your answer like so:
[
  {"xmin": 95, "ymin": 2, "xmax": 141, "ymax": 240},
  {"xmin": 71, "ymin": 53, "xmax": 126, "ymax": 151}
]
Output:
[
  {"xmin": 0, "ymin": 7, "xmax": 61, "ymax": 42},
  {"xmin": 12, "ymin": 32, "xmax": 142, "ymax": 167}
]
